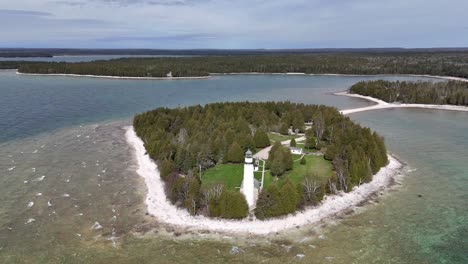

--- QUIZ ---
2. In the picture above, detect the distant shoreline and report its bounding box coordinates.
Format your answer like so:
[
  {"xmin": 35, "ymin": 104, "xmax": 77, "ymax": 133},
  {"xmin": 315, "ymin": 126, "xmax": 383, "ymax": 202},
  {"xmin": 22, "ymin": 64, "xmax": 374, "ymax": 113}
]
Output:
[
  {"xmin": 15, "ymin": 70, "xmax": 211, "ymax": 80},
  {"xmin": 13, "ymin": 69, "xmax": 468, "ymax": 82},
  {"xmin": 337, "ymin": 92, "xmax": 468, "ymax": 115},
  {"xmin": 212, "ymin": 72, "xmax": 468, "ymax": 82}
]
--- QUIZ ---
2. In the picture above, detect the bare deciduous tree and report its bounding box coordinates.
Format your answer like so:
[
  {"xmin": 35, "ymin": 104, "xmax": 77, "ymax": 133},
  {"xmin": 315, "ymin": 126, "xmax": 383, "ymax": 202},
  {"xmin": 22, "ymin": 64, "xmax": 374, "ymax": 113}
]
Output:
[
  {"xmin": 312, "ymin": 112, "xmax": 325, "ymax": 140},
  {"xmin": 201, "ymin": 184, "xmax": 224, "ymax": 206},
  {"xmin": 303, "ymin": 174, "xmax": 321, "ymax": 203},
  {"xmin": 333, "ymin": 156, "xmax": 348, "ymax": 192}
]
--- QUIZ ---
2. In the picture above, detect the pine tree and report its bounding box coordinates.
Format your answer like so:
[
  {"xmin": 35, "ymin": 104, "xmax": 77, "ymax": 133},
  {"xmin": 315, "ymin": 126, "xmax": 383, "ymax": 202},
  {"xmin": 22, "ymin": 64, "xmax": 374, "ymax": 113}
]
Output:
[
  {"xmin": 219, "ymin": 190, "xmax": 249, "ymax": 219},
  {"xmin": 282, "ymin": 147, "xmax": 294, "ymax": 171},
  {"xmin": 254, "ymin": 130, "xmax": 270, "ymax": 148},
  {"xmin": 227, "ymin": 142, "xmax": 244, "ymax": 163},
  {"xmin": 290, "ymin": 138, "xmax": 297, "ymax": 147},
  {"xmin": 270, "ymin": 151, "xmax": 286, "ymax": 176},
  {"xmin": 255, "ymin": 184, "xmax": 281, "ymax": 219},
  {"xmin": 280, "ymin": 179, "xmax": 299, "ymax": 214},
  {"xmin": 280, "ymin": 123, "xmax": 289, "ymax": 135}
]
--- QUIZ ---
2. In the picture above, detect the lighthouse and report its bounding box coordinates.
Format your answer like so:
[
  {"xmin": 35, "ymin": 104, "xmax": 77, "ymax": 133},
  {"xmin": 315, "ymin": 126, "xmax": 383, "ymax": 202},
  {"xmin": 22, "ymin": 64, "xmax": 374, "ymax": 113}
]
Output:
[{"xmin": 241, "ymin": 149, "xmax": 255, "ymax": 208}]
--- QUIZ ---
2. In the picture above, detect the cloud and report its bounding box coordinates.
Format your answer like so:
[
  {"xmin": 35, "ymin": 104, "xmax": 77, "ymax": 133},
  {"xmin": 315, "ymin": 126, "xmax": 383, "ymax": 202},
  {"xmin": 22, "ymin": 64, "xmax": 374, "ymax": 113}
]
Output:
[
  {"xmin": 0, "ymin": 9, "xmax": 52, "ymax": 16},
  {"xmin": 54, "ymin": 0, "xmax": 204, "ymax": 7},
  {"xmin": 1, "ymin": 0, "xmax": 468, "ymax": 48},
  {"xmin": 97, "ymin": 33, "xmax": 218, "ymax": 42}
]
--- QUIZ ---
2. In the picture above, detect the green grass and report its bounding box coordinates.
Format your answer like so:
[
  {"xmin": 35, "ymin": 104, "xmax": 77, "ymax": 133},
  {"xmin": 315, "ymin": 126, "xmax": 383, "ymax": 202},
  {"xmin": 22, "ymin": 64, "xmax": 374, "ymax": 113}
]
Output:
[
  {"xmin": 202, "ymin": 154, "xmax": 332, "ymax": 192},
  {"xmin": 267, "ymin": 132, "xmax": 297, "ymax": 143},
  {"xmin": 201, "ymin": 163, "xmax": 244, "ymax": 190},
  {"xmin": 257, "ymin": 155, "xmax": 333, "ymax": 189}
]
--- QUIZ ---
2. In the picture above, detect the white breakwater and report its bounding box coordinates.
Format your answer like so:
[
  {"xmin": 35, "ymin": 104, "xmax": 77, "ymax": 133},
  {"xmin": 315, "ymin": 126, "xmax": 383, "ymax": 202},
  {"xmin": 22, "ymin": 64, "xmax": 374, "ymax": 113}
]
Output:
[
  {"xmin": 337, "ymin": 92, "xmax": 468, "ymax": 115},
  {"xmin": 126, "ymin": 126, "xmax": 403, "ymax": 235}
]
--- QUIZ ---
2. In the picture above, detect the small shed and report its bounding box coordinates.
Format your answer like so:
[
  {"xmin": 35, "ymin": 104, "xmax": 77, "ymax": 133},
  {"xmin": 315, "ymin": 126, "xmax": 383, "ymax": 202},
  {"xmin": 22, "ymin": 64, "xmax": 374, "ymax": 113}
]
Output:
[{"xmin": 290, "ymin": 147, "xmax": 303, "ymax": 155}]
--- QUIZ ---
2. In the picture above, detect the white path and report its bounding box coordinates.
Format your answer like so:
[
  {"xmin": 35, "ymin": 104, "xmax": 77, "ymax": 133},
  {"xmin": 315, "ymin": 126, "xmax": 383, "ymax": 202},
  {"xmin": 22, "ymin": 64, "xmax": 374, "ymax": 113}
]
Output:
[
  {"xmin": 253, "ymin": 136, "xmax": 305, "ymax": 160},
  {"xmin": 337, "ymin": 92, "xmax": 468, "ymax": 115}
]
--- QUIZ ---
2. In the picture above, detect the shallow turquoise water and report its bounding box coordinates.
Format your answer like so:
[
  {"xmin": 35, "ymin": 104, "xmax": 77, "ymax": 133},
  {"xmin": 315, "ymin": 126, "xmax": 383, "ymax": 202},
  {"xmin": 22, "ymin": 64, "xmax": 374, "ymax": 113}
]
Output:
[{"xmin": 0, "ymin": 72, "xmax": 466, "ymax": 263}]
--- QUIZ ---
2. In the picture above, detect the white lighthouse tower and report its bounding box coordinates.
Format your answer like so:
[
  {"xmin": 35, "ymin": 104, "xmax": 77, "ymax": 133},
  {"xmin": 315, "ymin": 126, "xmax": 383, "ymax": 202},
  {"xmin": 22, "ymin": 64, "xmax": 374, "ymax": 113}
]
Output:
[{"xmin": 241, "ymin": 149, "xmax": 255, "ymax": 208}]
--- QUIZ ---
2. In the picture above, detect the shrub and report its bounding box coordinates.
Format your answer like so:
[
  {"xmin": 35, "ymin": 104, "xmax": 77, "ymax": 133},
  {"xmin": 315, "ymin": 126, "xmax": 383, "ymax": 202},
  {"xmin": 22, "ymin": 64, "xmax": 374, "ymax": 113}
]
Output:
[
  {"xmin": 159, "ymin": 159, "xmax": 175, "ymax": 179},
  {"xmin": 300, "ymin": 156, "xmax": 306, "ymax": 165}
]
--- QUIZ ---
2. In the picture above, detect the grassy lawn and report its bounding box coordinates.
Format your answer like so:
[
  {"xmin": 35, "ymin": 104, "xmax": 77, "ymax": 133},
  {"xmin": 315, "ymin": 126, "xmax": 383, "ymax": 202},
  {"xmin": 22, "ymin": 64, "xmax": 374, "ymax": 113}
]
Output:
[
  {"xmin": 201, "ymin": 163, "xmax": 243, "ymax": 190},
  {"xmin": 202, "ymin": 155, "xmax": 332, "ymax": 191},
  {"xmin": 257, "ymin": 155, "xmax": 333, "ymax": 189},
  {"xmin": 267, "ymin": 132, "xmax": 297, "ymax": 143}
]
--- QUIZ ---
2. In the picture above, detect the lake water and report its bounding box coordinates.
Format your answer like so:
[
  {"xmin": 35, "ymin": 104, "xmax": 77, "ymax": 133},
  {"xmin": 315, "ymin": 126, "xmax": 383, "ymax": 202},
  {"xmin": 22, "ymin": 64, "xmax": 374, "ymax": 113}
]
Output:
[
  {"xmin": 0, "ymin": 71, "xmax": 466, "ymax": 263},
  {"xmin": 0, "ymin": 55, "xmax": 193, "ymax": 63}
]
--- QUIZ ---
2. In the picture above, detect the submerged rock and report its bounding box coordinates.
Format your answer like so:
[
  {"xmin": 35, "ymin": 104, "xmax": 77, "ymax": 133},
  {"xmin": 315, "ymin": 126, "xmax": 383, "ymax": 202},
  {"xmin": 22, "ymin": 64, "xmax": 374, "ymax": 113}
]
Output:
[
  {"xmin": 91, "ymin": 221, "xmax": 103, "ymax": 230},
  {"xmin": 296, "ymin": 254, "xmax": 305, "ymax": 259},
  {"xmin": 25, "ymin": 218, "xmax": 36, "ymax": 224},
  {"xmin": 230, "ymin": 246, "xmax": 242, "ymax": 255}
]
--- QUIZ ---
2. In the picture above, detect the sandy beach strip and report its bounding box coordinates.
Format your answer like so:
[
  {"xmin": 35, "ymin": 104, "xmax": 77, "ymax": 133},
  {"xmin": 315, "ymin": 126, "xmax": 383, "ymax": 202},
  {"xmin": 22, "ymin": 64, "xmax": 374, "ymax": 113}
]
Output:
[
  {"xmin": 16, "ymin": 71, "xmax": 211, "ymax": 80},
  {"xmin": 126, "ymin": 126, "xmax": 403, "ymax": 235},
  {"xmin": 211, "ymin": 72, "xmax": 468, "ymax": 82},
  {"xmin": 336, "ymin": 92, "xmax": 468, "ymax": 115},
  {"xmin": 14, "ymin": 69, "xmax": 468, "ymax": 82}
]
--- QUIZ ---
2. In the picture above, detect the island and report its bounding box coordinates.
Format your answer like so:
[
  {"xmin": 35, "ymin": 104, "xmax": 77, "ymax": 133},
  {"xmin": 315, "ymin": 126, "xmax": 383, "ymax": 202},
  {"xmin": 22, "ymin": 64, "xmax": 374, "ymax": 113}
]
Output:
[{"xmin": 132, "ymin": 102, "xmax": 388, "ymax": 220}]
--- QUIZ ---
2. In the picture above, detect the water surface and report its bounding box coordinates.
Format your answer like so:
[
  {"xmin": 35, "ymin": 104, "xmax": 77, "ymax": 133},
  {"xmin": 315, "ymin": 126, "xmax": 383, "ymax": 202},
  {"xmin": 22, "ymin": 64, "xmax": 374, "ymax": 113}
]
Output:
[{"xmin": 0, "ymin": 72, "xmax": 466, "ymax": 263}]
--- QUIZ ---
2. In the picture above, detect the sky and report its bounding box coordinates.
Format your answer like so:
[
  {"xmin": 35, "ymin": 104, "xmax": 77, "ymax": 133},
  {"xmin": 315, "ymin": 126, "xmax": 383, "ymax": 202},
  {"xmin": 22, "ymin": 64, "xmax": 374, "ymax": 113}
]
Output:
[{"xmin": 0, "ymin": 0, "xmax": 467, "ymax": 49}]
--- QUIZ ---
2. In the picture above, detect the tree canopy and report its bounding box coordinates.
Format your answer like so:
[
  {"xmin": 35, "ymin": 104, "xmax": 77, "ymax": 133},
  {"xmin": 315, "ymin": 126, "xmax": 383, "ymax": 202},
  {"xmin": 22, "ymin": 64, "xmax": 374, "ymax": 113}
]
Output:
[
  {"xmin": 350, "ymin": 80, "xmax": 468, "ymax": 106},
  {"xmin": 133, "ymin": 101, "xmax": 388, "ymax": 219},
  {"xmin": 4, "ymin": 52, "xmax": 468, "ymax": 79}
]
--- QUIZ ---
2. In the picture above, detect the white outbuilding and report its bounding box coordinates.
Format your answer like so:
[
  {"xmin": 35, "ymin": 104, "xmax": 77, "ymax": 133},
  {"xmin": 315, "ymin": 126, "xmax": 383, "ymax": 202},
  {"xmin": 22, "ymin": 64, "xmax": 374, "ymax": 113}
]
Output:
[{"xmin": 290, "ymin": 147, "xmax": 303, "ymax": 155}]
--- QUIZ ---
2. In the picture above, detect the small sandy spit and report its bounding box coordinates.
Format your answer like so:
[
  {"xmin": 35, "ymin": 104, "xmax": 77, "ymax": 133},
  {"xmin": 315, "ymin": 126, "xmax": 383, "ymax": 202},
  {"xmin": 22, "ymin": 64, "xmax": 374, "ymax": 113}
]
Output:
[
  {"xmin": 16, "ymin": 71, "xmax": 210, "ymax": 80},
  {"xmin": 126, "ymin": 126, "xmax": 403, "ymax": 235},
  {"xmin": 337, "ymin": 92, "xmax": 468, "ymax": 115}
]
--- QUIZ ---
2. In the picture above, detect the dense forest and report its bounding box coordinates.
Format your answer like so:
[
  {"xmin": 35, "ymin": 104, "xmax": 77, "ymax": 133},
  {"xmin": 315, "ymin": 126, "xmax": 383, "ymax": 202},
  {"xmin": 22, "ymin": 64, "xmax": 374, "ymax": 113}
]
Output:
[
  {"xmin": 3, "ymin": 52, "xmax": 468, "ymax": 78},
  {"xmin": 134, "ymin": 102, "xmax": 388, "ymax": 219},
  {"xmin": 349, "ymin": 80, "xmax": 468, "ymax": 106},
  {"xmin": 0, "ymin": 52, "xmax": 52, "ymax": 58}
]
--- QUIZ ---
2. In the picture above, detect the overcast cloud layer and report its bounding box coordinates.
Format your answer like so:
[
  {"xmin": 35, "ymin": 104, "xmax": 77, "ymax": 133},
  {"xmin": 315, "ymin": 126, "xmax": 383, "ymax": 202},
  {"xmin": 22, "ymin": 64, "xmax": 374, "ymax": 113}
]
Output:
[{"xmin": 0, "ymin": 0, "xmax": 467, "ymax": 48}]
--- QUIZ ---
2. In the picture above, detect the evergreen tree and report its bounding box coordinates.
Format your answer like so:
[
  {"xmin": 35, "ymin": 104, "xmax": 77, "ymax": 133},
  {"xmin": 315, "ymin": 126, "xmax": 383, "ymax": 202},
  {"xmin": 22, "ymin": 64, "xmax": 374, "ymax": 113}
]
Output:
[
  {"xmin": 219, "ymin": 190, "xmax": 249, "ymax": 219},
  {"xmin": 281, "ymin": 147, "xmax": 294, "ymax": 171},
  {"xmin": 279, "ymin": 123, "xmax": 289, "ymax": 135},
  {"xmin": 255, "ymin": 184, "xmax": 281, "ymax": 219},
  {"xmin": 280, "ymin": 179, "xmax": 299, "ymax": 214},
  {"xmin": 270, "ymin": 151, "xmax": 286, "ymax": 176},
  {"xmin": 227, "ymin": 142, "xmax": 244, "ymax": 163},
  {"xmin": 290, "ymin": 138, "xmax": 297, "ymax": 147},
  {"xmin": 254, "ymin": 130, "xmax": 270, "ymax": 148}
]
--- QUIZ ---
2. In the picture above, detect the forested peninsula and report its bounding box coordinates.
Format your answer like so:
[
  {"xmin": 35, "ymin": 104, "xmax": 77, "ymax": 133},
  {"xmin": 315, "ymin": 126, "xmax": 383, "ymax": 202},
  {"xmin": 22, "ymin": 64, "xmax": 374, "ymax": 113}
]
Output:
[
  {"xmin": 349, "ymin": 80, "xmax": 468, "ymax": 106},
  {"xmin": 4, "ymin": 52, "xmax": 468, "ymax": 79},
  {"xmin": 133, "ymin": 102, "xmax": 388, "ymax": 220}
]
